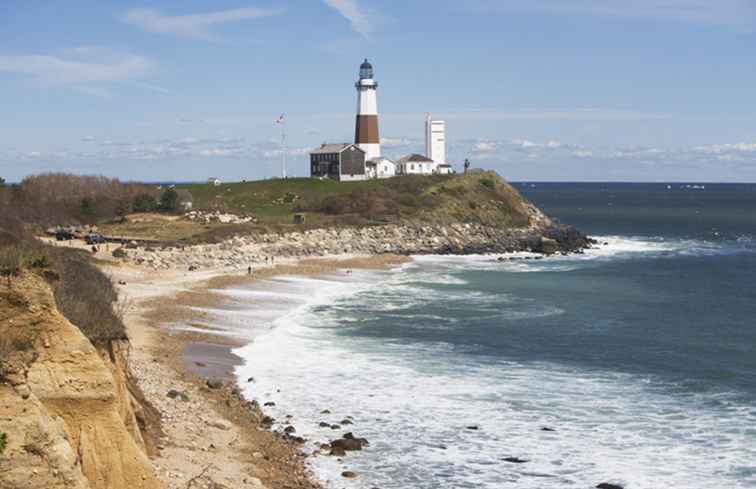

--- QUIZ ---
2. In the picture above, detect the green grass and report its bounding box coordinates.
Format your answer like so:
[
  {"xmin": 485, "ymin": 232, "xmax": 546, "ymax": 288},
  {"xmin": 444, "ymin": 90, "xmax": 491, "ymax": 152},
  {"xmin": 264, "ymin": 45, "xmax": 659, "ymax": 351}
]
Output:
[
  {"xmin": 101, "ymin": 172, "xmax": 532, "ymax": 243},
  {"xmin": 178, "ymin": 172, "xmax": 530, "ymax": 228},
  {"xmin": 179, "ymin": 177, "xmax": 388, "ymax": 222}
]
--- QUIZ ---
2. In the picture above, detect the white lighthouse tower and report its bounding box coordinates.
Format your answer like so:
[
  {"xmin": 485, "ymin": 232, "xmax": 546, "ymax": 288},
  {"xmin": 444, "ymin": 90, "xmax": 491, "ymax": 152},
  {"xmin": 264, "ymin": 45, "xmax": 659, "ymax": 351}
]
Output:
[{"xmin": 355, "ymin": 59, "xmax": 380, "ymax": 161}]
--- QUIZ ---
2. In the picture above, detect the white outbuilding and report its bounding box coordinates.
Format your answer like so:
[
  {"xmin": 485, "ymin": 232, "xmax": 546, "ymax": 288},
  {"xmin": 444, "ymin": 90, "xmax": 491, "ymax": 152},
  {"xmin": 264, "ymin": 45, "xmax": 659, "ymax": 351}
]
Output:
[
  {"xmin": 397, "ymin": 154, "xmax": 437, "ymax": 175},
  {"xmin": 366, "ymin": 157, "xmax": 396, "ymax": 179}
]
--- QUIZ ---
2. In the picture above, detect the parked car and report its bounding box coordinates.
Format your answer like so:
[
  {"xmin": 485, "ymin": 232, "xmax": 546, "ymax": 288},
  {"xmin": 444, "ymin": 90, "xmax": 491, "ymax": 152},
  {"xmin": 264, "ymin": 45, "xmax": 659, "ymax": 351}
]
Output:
[
  {"xmin": 85, "ymin": 233, "xmax": 106, "ymax": 245},
  {"xmin": 55, "ymin": 230, "xmax": 74, "ymax": 241}
]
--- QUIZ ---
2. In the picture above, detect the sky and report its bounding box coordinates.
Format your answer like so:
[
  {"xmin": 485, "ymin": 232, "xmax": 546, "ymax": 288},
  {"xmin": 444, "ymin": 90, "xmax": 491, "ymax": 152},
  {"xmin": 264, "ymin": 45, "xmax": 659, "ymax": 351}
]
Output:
[{"xmin": 2, "ymin": 0, "xmax": 756, "ymax": 182}]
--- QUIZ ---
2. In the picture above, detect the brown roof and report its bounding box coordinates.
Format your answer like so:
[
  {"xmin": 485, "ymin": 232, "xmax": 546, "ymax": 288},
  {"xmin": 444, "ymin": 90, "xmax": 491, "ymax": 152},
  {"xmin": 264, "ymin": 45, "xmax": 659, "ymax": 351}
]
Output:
[
  {"xmin": 397, "ymin": 153, "xmax": 434, "ymax": 163},
  {"xmin": 310, "ymin": 143, "xmax": 365, "ymax": 155}
]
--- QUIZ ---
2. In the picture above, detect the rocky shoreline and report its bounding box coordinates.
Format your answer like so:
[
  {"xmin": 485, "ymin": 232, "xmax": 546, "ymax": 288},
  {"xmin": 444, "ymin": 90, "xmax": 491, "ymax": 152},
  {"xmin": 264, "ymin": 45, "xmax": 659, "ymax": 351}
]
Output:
[{"xmin": 119, "ymin": 221, "xmax": 593, "ymax": 271}]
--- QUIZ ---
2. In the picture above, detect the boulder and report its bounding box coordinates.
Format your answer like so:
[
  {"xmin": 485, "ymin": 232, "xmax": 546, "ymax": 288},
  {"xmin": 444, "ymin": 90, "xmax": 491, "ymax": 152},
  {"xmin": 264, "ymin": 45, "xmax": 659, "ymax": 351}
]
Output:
[{"xmin": 538, "ymin": 237, "xmax": 559, "ymax": 255}]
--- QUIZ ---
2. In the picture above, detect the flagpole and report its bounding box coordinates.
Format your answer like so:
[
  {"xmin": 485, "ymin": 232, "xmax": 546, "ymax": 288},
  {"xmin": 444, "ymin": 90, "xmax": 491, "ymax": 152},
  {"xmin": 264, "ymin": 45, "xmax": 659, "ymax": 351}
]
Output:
[{"xmin": 281, "ymin": 117, "xmax": 287, "ymax": 179}]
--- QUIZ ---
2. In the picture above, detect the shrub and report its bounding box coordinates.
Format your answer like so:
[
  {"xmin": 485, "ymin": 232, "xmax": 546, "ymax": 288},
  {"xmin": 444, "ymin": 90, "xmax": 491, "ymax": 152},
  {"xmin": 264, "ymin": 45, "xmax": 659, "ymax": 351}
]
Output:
[
  {"xmin": 0, "ymin": 432, "xmax": 6, "ymax": 454},
  {"xmin": 49, "ymin": 248, "xmax": 127, "ymax": 343},
  {"xmin": 159, "ymin": 188, "xmax": 179, "ymax": 212},
  {"xmin": 480, "ymin": 178, "xmax": 496, "ymax": 190},
  {"xmin": 0, "ymin": 246, "xmax": 24, "ymax": 279},
  {"xmin": 133, "ymin": 192, "xmax": 157, "ymax": 213},
  {"xmin": 80, "ymin": 197, "xmax": 96, "ymax": 216}
]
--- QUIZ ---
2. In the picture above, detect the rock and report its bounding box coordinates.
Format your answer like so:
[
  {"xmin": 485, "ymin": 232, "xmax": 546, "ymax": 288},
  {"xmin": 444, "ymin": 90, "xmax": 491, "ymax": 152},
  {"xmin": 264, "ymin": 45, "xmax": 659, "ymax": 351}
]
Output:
[
  {"xmin": 264, "ymin": 401, "xmax": 276, "ymax": 407},
  {"xmin": 538, "ymin": 237, "xmax": 559, "ymax": 255},
  {"xmin": 206, "ymin": 379, "xmax": 223, "ymax": 389},
  {"xmin": 330, "ymin": 446, "xmax": 346, "ymax": 456},
  {"xmin": 330, "ymin": 424, "xmax": 341, "ymax": 430},
  {"xmin": 319, "ymin": 422, "xmax": 330, "ymax": 428},
  {"xmin": 502, "ymin": 457, "xmax": 528, "ymax": 464},
  {"xmin": 320, "ymin": 409, "xmax": 331, "ymax": 414},
  {"xmin": 194, "ymin": 362, "xmax": 207, "ymax": 367},
  {"xmin": 332, "ymin": 433, "xmax": 369, "ymax": 451},
  {"xmin": 341, "ymin": 471, "xmax": 358, "ymax": 479},
  {"xmin": 466, "ymin": 425, "xmax": 480, "ymax": 430},
  {"xmin": 166, "ymin": 389, "xmax": 189, "ymax": 402},
  {"xmin": 541, "ymin": 427, "xmax": 556, "ymax": 432},
  {"xmin": 206, "ymin": 419, "xmax": 232, "ymax": 431},
  {"xmin": 340, "ymin": 418, "xmax": 353, "ymax": 425},
  {"xmin": 247, "ymin": 377, "xmax": 255, "ymax": 383},
  {"xmin": 284, "ymin": 426, "xmax": 296, "ymax": 434},
  {"xmin": 261, "ymin": 415, "xmax": 275, "ymax": 426},
  {"xmin": 596, "ymin": 484, "xmax": 624, "ymax": 489}
]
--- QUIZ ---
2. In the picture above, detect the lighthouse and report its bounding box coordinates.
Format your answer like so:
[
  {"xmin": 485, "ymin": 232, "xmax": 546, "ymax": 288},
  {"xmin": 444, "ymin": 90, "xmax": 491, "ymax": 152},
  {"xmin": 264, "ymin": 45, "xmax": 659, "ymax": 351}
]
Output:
[{"xmin": 354, "ymin": 59, "xmax": 380, "ymax": 161}]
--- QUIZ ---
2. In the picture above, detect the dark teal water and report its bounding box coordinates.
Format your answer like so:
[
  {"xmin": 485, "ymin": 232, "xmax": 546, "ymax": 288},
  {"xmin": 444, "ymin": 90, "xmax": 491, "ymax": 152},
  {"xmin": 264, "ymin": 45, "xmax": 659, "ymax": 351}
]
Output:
[{"xmin": 237, "ymin": 183, "xmax": 756, "ymax": 489}]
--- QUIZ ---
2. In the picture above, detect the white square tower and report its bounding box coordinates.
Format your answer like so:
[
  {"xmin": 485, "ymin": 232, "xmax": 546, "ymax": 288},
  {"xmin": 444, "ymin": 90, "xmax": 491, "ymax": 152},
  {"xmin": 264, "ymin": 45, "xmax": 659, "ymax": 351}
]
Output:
[{"xmin": 425, "ymin": 115, "xmax": 446, "ymax": 166}]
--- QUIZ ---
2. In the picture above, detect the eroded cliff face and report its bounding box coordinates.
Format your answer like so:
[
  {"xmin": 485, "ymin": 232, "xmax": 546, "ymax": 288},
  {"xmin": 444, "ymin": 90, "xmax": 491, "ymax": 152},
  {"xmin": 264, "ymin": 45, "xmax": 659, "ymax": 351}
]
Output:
[{"xmin": 0, "ymin": 273, "xmax": 164, "ymax": 489}]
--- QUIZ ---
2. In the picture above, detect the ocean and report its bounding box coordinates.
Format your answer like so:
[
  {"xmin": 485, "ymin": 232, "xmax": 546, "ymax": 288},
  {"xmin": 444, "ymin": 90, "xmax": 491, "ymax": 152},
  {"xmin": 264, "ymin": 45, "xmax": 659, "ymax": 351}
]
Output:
[{"xmin": 223, "ymin": 183, "xmax": 756, "ymax": 489}]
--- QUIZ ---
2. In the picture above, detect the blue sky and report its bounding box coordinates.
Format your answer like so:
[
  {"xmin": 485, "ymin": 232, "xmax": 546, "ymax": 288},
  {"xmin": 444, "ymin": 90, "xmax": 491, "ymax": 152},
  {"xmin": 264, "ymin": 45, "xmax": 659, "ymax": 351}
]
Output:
[{"xmin": 2, "ymin": 0, "xmax": 756, "ymax": 182}]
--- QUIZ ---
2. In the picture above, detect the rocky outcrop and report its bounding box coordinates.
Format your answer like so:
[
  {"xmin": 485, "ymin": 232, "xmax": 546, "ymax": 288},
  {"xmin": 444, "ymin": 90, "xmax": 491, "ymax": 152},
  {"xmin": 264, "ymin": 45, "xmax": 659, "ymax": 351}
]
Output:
[
  {"xmin": 119, "ymin": 219, "xmax": 592, "ymax": 271},
  {"xmin": 0, "ymin": 274, "xmax": 164, "ymax": 489}
]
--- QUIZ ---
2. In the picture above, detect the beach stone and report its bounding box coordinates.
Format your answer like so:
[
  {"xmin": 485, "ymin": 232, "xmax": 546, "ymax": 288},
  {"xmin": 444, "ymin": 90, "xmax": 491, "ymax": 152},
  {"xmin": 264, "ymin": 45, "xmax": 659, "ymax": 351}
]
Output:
[
  {"xmin": 284, "ymin": 426, "xmax": 296, "ymax": 434},
  {"xmin": 319, "ymin": 422, "xmax": 330, "ymax": 428},
  {"xmin": 502, "ymin": 457, "xmax": 528, "ymax": 464},
  {"xmin": 541, "ymin": 427, "xmax": 556, "ymax": 432},
  {"xmin": 320, "ymin": 409, "xmax": 331, "ymax": 414},
  {"xmin": 332, "ymin": 434, "xmax": 368, "ymax": 451},
  {"xmin": 166, "ymin": 389, "xmax": 189, "ymax": 402},
  {"xmin": 264, "ymin": 401, "xmax": 276, "ymax": 407},
  {"xmin": 341, "ymin": 471, "xmax": 358, "ymax": 479},
  {"xmin": 206, "ymin": 379, "xmax": 223, "ymax": 389},
  {"xmin": 596, "ymin": 484, "xmax": 623, "ymax": 489},
  {"xmin": 206, "ymin": 419, "xmax": 232, "ymax": 431},
  {"xmin": 466, "ymin": 425, "xmax": 480, "ymax": 430},
  {"xmin": 340, "ymin": 419, "xmax": 353, "ymax": 425},
  {"xmin": 330, "ymin": 424, "xmax": 341, "ymax": 430},
  {"xmin": 330, "ymin": 446, "xmax": 346, "ymax": 456}
]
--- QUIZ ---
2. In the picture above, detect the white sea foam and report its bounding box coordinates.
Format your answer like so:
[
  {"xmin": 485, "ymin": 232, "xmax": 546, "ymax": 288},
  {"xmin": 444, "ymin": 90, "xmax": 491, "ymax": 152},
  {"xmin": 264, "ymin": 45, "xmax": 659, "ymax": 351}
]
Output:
[{"xmin": 218, "ymin": 243, "xmax": 756, "ymax": 489}]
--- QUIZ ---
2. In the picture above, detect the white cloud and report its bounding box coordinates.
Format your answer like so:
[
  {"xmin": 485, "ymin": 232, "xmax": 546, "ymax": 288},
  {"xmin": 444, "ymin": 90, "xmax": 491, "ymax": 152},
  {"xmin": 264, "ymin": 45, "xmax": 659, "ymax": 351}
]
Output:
[
  {"xmin": 473, "ymin": 141, "xmax": 498, "ymax": 153},
  {"xmin": 323, "ymin": 0, "xmax": 373, "ymax": 37},
  {"xmin": 694, "ymin": 142, "xmax": 756, "ymax": 154},
  {"xmin": 381, "ymin": 137, "xmax": 415, "ymax": 148},
  {"xmin": 0, "ymin": 52, "xmax": 153, "ymax": 85},
  {"xmin": 122, "ymin": 7, "xmax": 280, "ymax": 40}
]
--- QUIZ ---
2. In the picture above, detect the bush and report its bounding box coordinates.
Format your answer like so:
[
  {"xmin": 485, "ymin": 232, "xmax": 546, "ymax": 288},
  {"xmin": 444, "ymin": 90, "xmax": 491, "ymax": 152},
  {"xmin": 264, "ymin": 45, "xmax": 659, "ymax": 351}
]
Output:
[
  {"xmin": 49, "ymin": 248, "xmax": 127, "ymax": 343},
  {"xmin": 133, "ymin": 192, "xmax": 157, "ymax": 213},
  {"xmin": 159, "ymin": 188, "xmax": 179, "ymax": 212},
  {"xmin": 480, "ymin": 178, "xmax": 496, "ymax": 190},
  {"xmin": 0, "ymin": 432, "xmax": 6, "ymax": 454},
  {"xmin": 0, "ymin": 246, "xmax": 24, "ymax": 279}
]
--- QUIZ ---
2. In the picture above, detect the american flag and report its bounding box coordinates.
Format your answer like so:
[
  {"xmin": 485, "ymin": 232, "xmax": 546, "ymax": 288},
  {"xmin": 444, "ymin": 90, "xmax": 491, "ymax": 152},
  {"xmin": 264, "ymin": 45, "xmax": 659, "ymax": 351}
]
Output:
[{"xmin": 275, "ymin": 113, "xmax": 285, "ymax": 124}]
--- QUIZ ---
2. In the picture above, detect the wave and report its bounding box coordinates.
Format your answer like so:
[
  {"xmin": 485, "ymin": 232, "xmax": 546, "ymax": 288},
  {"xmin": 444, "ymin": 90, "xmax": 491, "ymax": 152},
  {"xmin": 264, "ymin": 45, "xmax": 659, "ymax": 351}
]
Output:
[{"xmin": 234, "ymin": 305, "xmax": 756, "ymax": 489}]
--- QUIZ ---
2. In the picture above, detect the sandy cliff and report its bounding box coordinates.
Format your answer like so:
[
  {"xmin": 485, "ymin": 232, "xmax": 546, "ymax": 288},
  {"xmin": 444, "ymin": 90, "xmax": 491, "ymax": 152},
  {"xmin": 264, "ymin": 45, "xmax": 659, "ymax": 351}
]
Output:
[{"xmin": 0, "ymin": 273, "xmax": 163, "ymax": 489}]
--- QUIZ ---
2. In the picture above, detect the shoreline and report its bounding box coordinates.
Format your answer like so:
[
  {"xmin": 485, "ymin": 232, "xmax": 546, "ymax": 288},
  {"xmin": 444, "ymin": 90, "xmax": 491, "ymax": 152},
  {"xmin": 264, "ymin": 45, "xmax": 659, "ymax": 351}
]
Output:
[{"xmin": 104, "ymin": 253, "xmax": 411, "ymax": 489}]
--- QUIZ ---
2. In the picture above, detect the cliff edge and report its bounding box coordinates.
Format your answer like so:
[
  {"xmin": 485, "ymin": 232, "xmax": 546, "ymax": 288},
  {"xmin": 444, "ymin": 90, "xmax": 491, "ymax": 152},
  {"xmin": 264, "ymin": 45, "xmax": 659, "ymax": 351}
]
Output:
[{"xmin": 0, "ymin": 273, "xmax": 163, "ymax": 489}]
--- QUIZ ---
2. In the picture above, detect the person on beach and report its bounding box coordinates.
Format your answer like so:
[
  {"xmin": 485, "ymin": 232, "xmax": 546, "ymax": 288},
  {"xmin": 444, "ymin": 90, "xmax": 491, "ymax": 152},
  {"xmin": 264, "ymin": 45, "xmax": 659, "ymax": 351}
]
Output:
[{"xmin": 247, "ymin": 265, "xmax": 252, "ymax": 275}]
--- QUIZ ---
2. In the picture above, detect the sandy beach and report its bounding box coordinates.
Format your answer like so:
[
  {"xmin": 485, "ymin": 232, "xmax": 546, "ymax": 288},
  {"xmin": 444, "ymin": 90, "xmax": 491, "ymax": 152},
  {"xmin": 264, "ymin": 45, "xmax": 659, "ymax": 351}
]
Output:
[{"xmin": 101, "ymin": 253, "xmax": 410, "ymax": 489}]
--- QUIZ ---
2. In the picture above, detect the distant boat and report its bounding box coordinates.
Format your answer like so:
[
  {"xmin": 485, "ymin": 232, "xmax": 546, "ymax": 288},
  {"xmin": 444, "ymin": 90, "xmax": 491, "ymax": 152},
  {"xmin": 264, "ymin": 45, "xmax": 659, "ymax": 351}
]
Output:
[{"xmin": 666, "ymin": 185, "xmax": 672, "ymax": 190}]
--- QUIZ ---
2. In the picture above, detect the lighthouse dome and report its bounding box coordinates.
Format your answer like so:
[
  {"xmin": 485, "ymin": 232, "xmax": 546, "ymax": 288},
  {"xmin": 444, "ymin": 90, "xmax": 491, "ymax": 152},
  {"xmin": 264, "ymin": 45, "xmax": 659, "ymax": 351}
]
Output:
[{"xmin": 359, "ymin": 59, "xmax": 374, "ymax": 80}]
